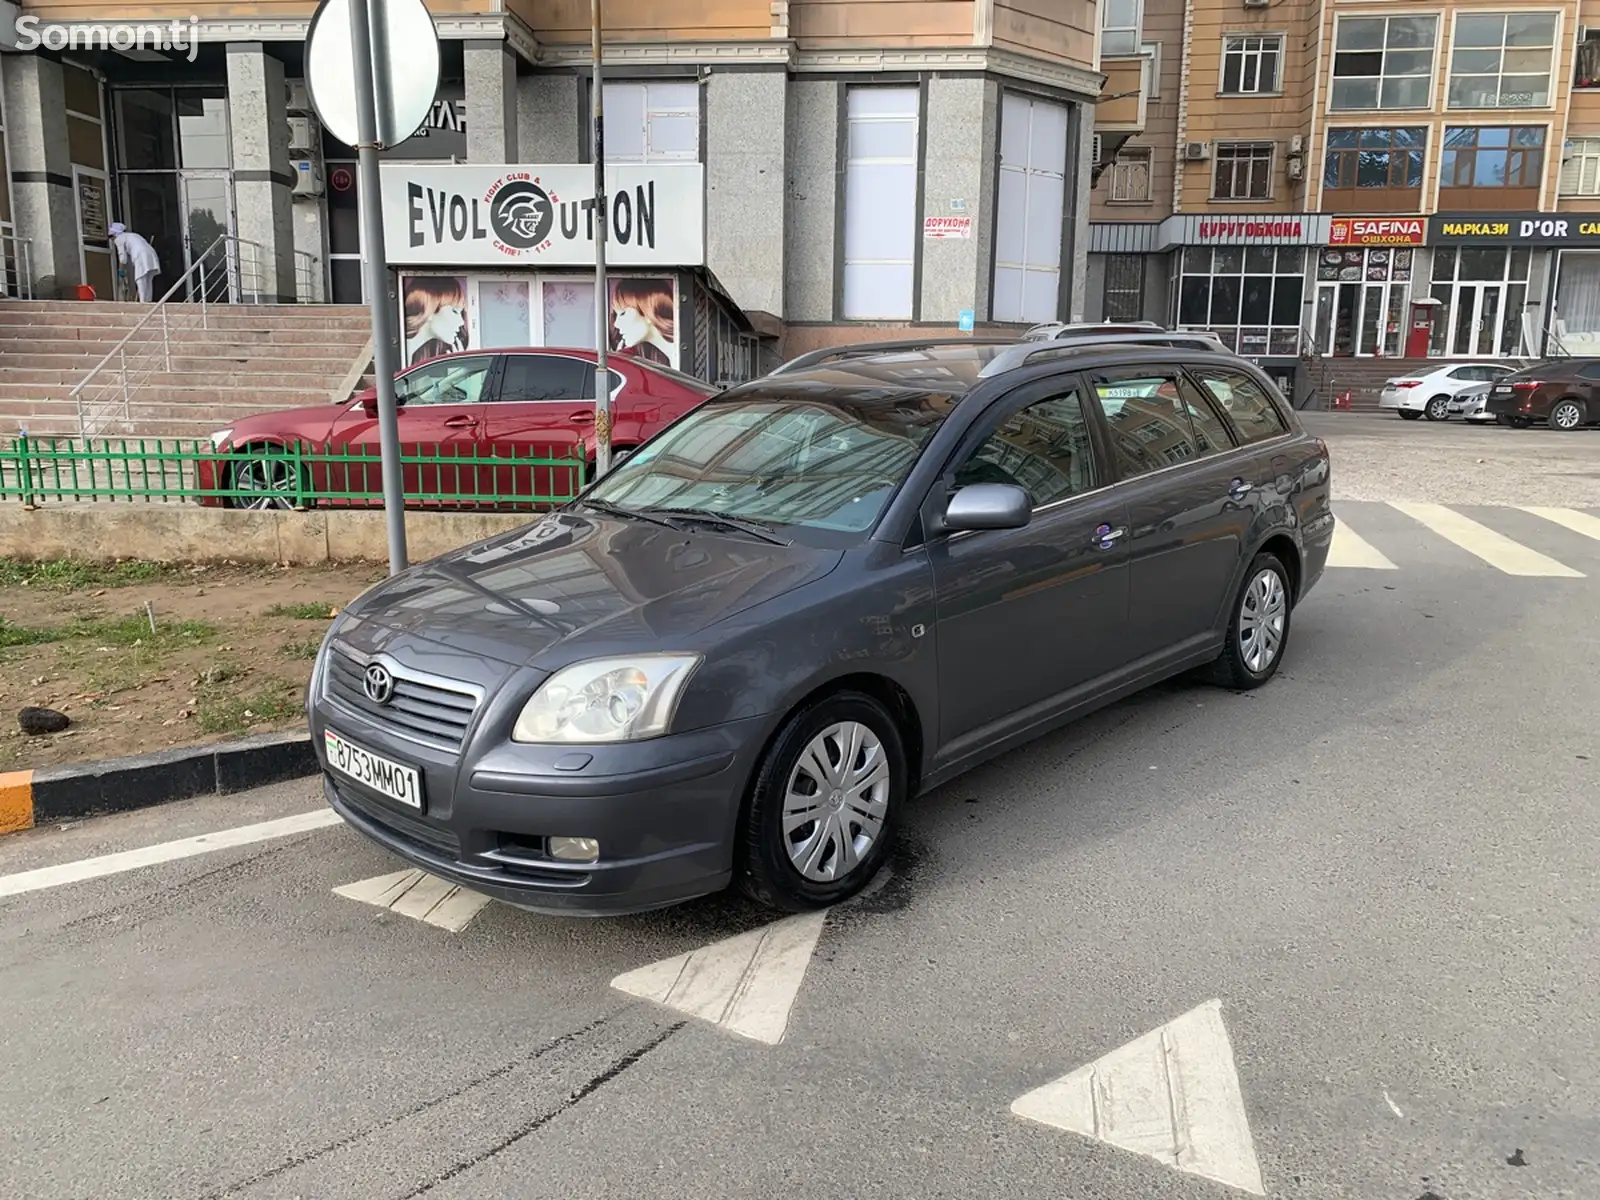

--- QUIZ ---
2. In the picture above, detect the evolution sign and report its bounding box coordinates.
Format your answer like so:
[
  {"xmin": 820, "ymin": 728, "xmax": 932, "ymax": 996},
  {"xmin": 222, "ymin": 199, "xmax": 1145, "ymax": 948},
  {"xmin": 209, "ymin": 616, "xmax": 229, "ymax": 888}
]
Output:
[{"xmin": 379, "ymin": 163, "xmax": 705, "ymax": 267}]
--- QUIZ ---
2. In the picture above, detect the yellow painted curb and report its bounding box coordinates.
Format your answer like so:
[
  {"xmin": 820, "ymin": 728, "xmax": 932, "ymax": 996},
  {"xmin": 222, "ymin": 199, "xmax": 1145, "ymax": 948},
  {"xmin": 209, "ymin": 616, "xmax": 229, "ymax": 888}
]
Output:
[{"xmin": 0, "ymin": 770, "xmax": 34, "ymax": 834}]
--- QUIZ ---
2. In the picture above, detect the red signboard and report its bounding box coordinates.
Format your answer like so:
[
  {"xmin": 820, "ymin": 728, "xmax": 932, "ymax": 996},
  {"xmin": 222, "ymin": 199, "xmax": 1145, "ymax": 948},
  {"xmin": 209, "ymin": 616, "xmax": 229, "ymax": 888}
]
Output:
[
  {"xmin": 1328, "ymin": 217, "xmax": 1424, "ymax": 246},
  {"xmin": 1196, "ymin": 220, "xmax": 1303, "ymax": 240}
]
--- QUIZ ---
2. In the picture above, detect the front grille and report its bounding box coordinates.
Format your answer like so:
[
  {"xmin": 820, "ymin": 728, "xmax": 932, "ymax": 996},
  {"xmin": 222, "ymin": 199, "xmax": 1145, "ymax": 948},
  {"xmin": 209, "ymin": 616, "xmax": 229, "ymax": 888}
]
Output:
[
  {"xmin": 325, "ymin": 647, "xmax": 478, "ymax": 749},
  {"xmin": 333, "ymin": 777, "xmax": 461, "ymax": 860}
]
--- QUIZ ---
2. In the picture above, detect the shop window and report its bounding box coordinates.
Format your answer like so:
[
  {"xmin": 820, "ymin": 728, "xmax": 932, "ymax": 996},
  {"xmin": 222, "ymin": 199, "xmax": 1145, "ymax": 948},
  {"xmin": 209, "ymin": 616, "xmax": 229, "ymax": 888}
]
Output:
[
  {"xmin": 1554, "ymin": 252, "xmax": 1600, "ymax": 352},
  {"xmin": 1108, "ymin": 147, "xmax": 1152, "ymax": 202},
  {"xmin": 1448, "ymin": 13, "xmax": 1557, "ymax": 109},
  {"xmin": 1221, "ymin": 35, "xmax": 1284, "ymax": 95},
  {"xmin": 1330, "ymin": 16, "xmax": 1438, "ymax": 111},
  {"xmin": 1322, "ymin": 127, "xmax": 1425, "ymax": 212},
  {"xmin": 1104, "ymin": 255, "xmax": 1144, "ymax": 321},
  {"xmin": 1313, "ymin": 247, "xmax": 1413, "ymax": 356},
  {"xmin": 1102, "ymin": 0, "xmax": 1143, "ymax": 56},
  {"xmin": 1560, "ymin": 137, "xmax": 1600, "ymax": 196},
  {"xmin": 843, "ymin": 87, "xmax": 919, "ymax": 320},
  {"xmin": 1428, "ymin": 246, "xmax": 1531, "ymax": 358},
  {"xmin": 1439, "ymin": 126, "xmax": 1544, "ymax": 209},
  {"xmin": 1212, "ymin": 143, "xmax": 1274, "ymax": 201},
  {"xmin": 993, "ymin": 92, "xmax": 1069, "ymax": 323},
  {"xmin": 603, "ymin": 81, "xmax": 699, "ymax": 164},
  {"xmin": 1176, "ymin": 246, "xmax": 1303, "ymax": 357}
]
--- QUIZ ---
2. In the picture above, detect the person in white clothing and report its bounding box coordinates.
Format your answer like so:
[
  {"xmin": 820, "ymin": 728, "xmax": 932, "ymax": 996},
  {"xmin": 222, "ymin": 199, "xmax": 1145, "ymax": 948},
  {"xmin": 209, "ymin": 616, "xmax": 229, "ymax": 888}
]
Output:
[{"xmin": 109, "ymin": 222, "xmax": 160, "ymax": 302}]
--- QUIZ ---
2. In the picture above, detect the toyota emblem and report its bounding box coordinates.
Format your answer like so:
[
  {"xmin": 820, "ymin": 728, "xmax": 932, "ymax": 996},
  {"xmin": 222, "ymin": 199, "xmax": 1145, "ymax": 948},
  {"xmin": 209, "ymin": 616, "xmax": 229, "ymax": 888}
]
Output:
[{"xmin": 362, "ymin": 663, "xmax": 395, "ymax": 705}]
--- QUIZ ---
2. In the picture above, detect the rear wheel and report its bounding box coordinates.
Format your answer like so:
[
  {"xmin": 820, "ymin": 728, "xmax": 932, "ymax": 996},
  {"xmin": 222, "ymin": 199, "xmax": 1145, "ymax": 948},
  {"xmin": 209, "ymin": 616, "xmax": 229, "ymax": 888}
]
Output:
[
  {"xmin": 1398, "ymin": 409, "xmax": 1423, "ymax": 421},
  {"xmin": 1498, "ymin": 414, "xmax": 1533, "ymax": 429},
  {"xmin": 1550, "ymin": 399, "xmax": 1585, "ymax": 431},
  {"xmin": 737, "ymin": 691, "xmax": 905, "ymax": 911},
  {"xmin": 1424, "ymin": 394, "xmax": 1451, "ymax": 421},
  {"xmin": 1205, "ymin": 552, "xmax": 1292, "ymax": 690}
]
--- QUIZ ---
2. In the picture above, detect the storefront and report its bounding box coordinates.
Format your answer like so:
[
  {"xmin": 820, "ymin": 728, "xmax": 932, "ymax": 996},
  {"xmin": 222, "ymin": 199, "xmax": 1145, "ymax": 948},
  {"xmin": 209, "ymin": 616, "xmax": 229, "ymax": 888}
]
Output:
[
  {"xmin": 1423, "ymin": 214, "xmax": 1600, "ymax": 359},
  {"xmin": 1312, "ymin": 218, "xmax": 1425, "ymax": 357},
  {"xmin": 378, "ymin": 160, "xmax": 759, "ymax": 385}
]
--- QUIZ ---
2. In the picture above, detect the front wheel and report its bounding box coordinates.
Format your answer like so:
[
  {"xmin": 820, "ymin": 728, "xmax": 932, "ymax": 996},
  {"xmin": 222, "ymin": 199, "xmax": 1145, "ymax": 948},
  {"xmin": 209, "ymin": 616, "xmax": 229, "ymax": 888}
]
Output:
[
  {"xmin": 1398, "ymin": 409, "xmax": 1423, "ymax": 421},
  {"xmin": 1550, "ymin": 399, "xmax": 1585, "ymax": 431},
  {"xmin": 1205, "ymin": 553, "xmax": 1292, "ymax": 690},
  {"xmin": 737, "ymin": 691, "xmax": 906, "ymax": 911},
  {"xmin": 226, "ymin": 447, "xmax": 307, "ymax": 510},
  {"xmin": 1424, "ymin": 395, "xmax": 1451, "ymax": 421}
]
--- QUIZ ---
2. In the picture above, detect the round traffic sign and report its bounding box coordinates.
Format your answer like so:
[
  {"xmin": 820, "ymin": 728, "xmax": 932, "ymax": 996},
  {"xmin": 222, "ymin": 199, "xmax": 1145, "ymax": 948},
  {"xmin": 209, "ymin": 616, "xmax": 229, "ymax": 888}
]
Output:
[{"xmin": 305, "ymin": 0, "xmax": 441, "ymax": 150}]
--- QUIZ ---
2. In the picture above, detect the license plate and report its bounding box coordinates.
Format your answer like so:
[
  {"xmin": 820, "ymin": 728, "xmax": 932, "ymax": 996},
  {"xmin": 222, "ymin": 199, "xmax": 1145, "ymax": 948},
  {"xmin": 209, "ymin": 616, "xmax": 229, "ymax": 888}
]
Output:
[
  {"xmin": 1493, "ymin": 386, "xmax": 1512, "ymax": 394},
  {"xmin": 324, "ymin": 729, "xmax": 422, "ymax": 808}
]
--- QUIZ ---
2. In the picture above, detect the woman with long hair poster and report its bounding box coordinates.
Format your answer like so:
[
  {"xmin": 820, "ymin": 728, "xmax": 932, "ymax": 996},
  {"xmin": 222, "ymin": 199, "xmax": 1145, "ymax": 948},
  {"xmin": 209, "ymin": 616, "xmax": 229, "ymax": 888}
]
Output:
[
  {"xmin": 403, "ymin": 275, "xmax": 470, "ymax": 365},
  {"xmin": 609, "ymin": 278, "xmax": 677, "ymax": 368}
]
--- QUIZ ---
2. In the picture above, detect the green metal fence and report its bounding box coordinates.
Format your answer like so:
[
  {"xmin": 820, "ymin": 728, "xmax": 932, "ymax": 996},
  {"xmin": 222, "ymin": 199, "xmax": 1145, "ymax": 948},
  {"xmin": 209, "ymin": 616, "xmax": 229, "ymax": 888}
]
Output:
[{"xmin": 0, "ymin": 436, "xmax": 588, "ymax": 510}]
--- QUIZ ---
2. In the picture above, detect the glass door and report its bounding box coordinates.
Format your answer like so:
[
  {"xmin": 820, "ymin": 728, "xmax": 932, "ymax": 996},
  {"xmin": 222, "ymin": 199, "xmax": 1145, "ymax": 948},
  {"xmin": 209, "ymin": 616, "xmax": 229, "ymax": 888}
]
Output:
[
  {"xmin": 1449, "ymin": 284, "xmax": 1506, "ymax": 356},
  {"xmin": 178, "ymin": 172, "xmax": 235, "ymax": 301}
]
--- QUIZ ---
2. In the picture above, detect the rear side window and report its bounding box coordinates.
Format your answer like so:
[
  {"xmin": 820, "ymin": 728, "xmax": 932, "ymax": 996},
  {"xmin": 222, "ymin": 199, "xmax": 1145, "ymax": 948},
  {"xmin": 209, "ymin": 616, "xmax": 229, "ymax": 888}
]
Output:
[
  {"xmin": 1190, "ymin": 367, "xmax": 1289, "ymax": 444},
  {"xmin": 1577, "ymin": 362, "xmax": 1600, "ymax": 380},
  {"xmin": 497, "ymin": 354, "xmax": 594, "ymax": 402},
  {"xmin": 1091, "ymin": 369, "xmax": 1235, "ymax": 478}
]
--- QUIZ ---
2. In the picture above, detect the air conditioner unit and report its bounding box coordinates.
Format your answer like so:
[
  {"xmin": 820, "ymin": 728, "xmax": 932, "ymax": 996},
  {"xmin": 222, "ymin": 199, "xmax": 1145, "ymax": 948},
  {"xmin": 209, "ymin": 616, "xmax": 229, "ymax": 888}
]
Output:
[
  {"xmin": 286, "ymin": 79, "xmax": 311, "ymax": 114},
  {"xmin": 1288, "ymin": 134, "xmax": 1304, "ymax": 155},
  {"xmin": 291, "ymin": 159, "xmax": 325, "ymax": 198},
  {"xmin": 1286, "ymin": 156, "xmax": 1304, "ymax": 180},
  {"xmin": 1183, "ymin": 141, "xmax": 1211, "ymax": 161},
  {"xmin": 287, "ymin": 115, "xmax": 317, "ymax": 154},
  {"xmin": 1091, "ymin": 134, "xmax": 1104, "ymax": 164}
]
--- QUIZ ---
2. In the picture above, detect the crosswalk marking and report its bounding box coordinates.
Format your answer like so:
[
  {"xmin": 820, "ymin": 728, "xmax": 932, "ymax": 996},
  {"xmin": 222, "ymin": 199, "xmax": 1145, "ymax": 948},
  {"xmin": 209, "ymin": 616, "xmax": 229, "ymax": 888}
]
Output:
[
  {"xmin": 1387, "ymin": 502, "xmax": 1584, "ymax": 578},
  {"xmin": 1521, "ymin": 506, "xmax": 1600, "ymax": 543},
  {"xmin": 1327, "ymin": 521, "xmax": 1396, "ymax": 569}
]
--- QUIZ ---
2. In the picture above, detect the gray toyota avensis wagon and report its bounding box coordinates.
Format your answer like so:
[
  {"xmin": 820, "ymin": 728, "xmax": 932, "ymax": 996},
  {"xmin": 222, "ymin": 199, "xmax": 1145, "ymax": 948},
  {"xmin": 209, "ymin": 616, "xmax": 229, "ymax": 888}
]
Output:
[{"xmin": 309, "ymin": 334, "xmax": 1335, "ymax": 916}]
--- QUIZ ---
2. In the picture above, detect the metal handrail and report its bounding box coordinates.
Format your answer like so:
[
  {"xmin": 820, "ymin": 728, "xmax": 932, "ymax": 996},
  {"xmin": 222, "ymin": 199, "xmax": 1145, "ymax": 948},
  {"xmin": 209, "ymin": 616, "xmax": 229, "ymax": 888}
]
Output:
[{"xmin": 0, "ymin": 226, "xmax": 35, "ymax": 300}]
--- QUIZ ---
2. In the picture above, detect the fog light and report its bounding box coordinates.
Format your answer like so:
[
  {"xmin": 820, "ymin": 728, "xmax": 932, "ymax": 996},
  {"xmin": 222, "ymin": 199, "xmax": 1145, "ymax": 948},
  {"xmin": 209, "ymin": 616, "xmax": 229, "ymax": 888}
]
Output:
[{"xmin": 549, "ymin": 836, "xmax": 600, "ymax": 863}]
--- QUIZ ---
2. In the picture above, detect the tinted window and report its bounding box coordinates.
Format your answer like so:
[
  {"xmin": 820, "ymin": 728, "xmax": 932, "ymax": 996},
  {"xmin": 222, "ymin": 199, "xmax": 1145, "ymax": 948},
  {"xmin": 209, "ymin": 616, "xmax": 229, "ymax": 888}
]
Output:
[
  {"xmin": 1577, "ymin": 362, "xmax": 1600, "ymax": 380},
  {"xmin": 1191, "ymin": 366, "xmax": 1289, "ymax": 444},
  {"xmin": 1446, "ymin": 366, "xmax": 1477, "ymax": 380},
  {"xmin": 498, "ymin": 354, "xmax": 594, "ymax": 401},
  {"xmin": 395, "ymin": 356, "xmax": 494, "ymax": 407},
  {"xmin": 1092, "ymin": 371, "xmax": 1224, "ymax": 477},
  {"xmin": 954, "ymin": 388, "xmax": 1099, "ymax": 507}
]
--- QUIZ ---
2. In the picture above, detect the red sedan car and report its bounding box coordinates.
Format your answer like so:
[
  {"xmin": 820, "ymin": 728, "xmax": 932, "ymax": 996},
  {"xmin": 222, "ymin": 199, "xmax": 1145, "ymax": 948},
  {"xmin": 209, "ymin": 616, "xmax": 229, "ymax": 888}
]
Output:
[{"xmin": 198, "ymin": 347, "xmax": 718, "ymax": 509}]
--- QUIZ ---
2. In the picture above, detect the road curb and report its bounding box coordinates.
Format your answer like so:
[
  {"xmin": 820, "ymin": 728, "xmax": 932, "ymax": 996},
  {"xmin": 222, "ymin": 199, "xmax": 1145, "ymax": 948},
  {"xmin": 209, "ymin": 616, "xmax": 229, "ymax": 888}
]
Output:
[{"xmin": 0, "ymin": 731, "xmax": 317, "ymax": 835}]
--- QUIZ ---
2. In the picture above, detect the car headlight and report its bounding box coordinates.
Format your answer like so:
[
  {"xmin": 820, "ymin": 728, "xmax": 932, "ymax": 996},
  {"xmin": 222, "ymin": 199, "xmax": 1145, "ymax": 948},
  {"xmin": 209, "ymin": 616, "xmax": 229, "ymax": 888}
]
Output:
[
  {"xmin": 210, "ymin": 428, "xmax": 233, "ymax": 448},
  {"xmin": 512, "ymin": 654, "xmax": 700, "ymax": 744}
]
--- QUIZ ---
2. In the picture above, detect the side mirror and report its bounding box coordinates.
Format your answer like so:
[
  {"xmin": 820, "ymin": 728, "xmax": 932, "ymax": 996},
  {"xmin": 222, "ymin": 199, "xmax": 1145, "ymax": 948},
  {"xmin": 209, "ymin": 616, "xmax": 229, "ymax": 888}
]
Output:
[{"xmin": 942, "ymin": 483, "xmax": 1032, "ymax": 532}]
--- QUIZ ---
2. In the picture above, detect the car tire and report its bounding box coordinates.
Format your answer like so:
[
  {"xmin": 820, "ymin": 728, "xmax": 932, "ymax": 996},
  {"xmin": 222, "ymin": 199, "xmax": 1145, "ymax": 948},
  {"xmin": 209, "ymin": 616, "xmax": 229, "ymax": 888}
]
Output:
[
  {"xmin": 736, "ymin": 690, "xmax": 906, "ymax": 912},
  {"xmin": 226, "ymin": 445, "xmax": 308, "ymax": 510},
  {"xmin": 1549, "ymin": 399, "xmax": 1585, "ymax": 431},
  {"xmin": 1205, "ymin": 552, "xmax": 1292, "ymax": 691},
  {"xmin": 1398, "ymin": 409, "xmax": 1423, "ymax": 420},
  {"xmin": 1424, "ymin": 394, "xmax": 1451, "ymax": 421},
  {"xmin": 1499, "ymin": 414, "xmax": 1533, "ymax": 429}
]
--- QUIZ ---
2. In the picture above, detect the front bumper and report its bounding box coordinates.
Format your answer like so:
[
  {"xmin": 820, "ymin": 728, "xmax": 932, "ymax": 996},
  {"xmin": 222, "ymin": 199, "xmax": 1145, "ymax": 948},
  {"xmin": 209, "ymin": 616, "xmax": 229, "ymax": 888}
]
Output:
[{"xmin": 314, "ymin": 701, "xmax": 769, "ymax": 916}]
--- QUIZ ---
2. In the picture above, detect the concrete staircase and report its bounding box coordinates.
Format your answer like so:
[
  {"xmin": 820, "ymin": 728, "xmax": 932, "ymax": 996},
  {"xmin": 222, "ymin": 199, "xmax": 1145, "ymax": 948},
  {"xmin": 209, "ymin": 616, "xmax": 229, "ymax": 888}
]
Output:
[
  {"xmin": 1317, "ymin": 357, "xmax": 1434, "ymax": 412},
  {"xmin": 0, "ymin": 300, "xmax": 374, "ymax": 439}
]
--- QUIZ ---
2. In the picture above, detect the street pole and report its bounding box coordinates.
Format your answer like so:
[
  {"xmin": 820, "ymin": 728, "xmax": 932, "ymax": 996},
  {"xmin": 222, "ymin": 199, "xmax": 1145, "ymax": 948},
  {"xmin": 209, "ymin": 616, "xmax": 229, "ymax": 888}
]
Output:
[
  {"xmin": 590, "ymin": 0, "xmax": 612, "ymax": 480},
  {"xmin": 349, "ymin": 0, "xmax": 409, "ymax": 573}
]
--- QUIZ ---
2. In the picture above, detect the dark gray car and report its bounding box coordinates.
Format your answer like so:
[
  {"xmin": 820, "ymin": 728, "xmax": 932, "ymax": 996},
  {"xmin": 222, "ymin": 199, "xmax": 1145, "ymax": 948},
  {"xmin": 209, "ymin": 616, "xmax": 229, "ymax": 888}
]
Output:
[{"xmin": 308, "ymin": 340, "xmax": 1335, "ymax": 916}]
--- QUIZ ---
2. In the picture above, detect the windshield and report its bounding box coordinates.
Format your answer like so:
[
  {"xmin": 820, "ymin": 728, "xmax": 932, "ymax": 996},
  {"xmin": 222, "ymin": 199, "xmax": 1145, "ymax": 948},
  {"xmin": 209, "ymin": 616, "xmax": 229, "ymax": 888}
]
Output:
[{"xmin": 581, "ymin": 389, "xmax": 961, "ymax": 539}]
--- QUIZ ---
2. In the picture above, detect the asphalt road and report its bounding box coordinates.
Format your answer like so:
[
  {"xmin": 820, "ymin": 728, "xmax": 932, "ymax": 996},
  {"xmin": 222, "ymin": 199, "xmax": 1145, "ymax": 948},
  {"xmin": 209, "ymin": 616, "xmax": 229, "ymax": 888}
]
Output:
[{"xmin": 2, "ymin": 420, "xmax": 1597, "ymax": 1200}]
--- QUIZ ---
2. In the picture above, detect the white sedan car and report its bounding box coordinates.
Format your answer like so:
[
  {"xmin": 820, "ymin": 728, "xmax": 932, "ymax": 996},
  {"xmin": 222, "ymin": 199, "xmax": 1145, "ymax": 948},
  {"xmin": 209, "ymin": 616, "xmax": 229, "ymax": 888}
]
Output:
[
  {"xmin": 1378, "ymin": 363, "xmax": 1518, "ymax": 421},
  {"xmin": 1446, "ymin": 382, "xmax": 1501, "ymax": 424}
]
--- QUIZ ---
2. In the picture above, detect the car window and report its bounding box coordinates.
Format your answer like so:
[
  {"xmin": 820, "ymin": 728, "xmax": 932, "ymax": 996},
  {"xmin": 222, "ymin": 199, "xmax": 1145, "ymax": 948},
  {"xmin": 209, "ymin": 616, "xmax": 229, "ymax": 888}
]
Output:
[
  {"xmin": 1578, "ymin": 362, "xmax": 1600, "ymax": 380},
  {"xmin": 953, "ymin": 387, "xmax": 1099, "ymax": 508},
  {"xmin": 1190, "ymin": 367, "xmax": 1289, "ymax": 444},
  {"xmin": 395, "ymin": 356, "xmax": 494, "ymax": 407},
  {"xmin": 497, "ymin": 354, "xmax": 596, "ymax": 402},
  {"xmin": 1446, "ymin": 367, "xmax": 1475, "ymax": 380},
  {"xmin": 1092, "ymin": 370, "xmax": 1229, "ymax": 477}
]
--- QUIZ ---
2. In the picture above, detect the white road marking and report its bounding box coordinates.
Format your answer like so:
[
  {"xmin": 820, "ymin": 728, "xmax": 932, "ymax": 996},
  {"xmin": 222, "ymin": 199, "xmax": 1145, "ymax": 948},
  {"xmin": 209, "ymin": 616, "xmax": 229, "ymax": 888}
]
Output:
[
  {"xmin": 1521, "ymin": 505, "xmax": 1600, "ymax": 543},
  {"xmin": 1327, "ymin": 521, "xmax": 1397, "ymax": 569},
  {"xmin": 1384, "ymin": 1090, "xmax": 1405, "ymax": 1119},
  {"xmin": 0, "ymin": 809, "xmax": 344, "ymax": 900},
  {"xmin": 1388, "ymin": 502, "xmax": 1583, "ymax": 577},
  {"xmin": 610, "ymin": 910, "xmax": 826, "ymax": 1045},
  {"xmin": 1011, "ymin": 998, "xmax": 1264, "ymax": 1196},
  {"xmin": 332, "ymin": 868, "xmax": 491, "ymax": 932}
]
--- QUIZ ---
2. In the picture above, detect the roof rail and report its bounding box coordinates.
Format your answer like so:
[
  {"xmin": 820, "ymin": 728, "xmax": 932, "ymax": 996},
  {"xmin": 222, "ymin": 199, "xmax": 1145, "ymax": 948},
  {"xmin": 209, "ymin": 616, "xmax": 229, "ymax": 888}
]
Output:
[
  {"xmin": 1020, "ymin": 320, "xmax": 1163, "ymax": 342},
  {"xmin": 977, "ymin": 329, "xmax": 1231, "ymax": 377},
  {"xmin": 768, "ymin": 335, "xmax": 1017, "ymax": 376}
]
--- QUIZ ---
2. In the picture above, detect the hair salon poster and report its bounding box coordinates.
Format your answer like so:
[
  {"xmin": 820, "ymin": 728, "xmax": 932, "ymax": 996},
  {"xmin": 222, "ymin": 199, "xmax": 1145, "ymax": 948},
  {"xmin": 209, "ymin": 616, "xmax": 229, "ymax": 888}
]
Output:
[{"xmin": 401, "ymin": 273, "xmax": 679, "ymax": 371}]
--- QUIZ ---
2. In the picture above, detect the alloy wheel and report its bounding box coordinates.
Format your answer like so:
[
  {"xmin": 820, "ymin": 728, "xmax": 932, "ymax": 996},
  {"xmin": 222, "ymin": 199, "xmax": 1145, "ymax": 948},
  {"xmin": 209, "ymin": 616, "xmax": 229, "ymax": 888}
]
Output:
[
  {"xmin": 782, "ymin": 721, "xmax": 890, "ymax": 883},
  {"xmin": 1551, "ymin": 401, "xmax": 1583, "ymax": 431},
  {"xmin": 1425, "ymin": 396, "xmax": 1450, "ymax": 421},
  {"xmin": 231, "ymin": 454, "xmax": 299, "ymax": 510},
  {"xmin": 1237, "ymin": 568, "xmax": 1287, "ymax": 675}
]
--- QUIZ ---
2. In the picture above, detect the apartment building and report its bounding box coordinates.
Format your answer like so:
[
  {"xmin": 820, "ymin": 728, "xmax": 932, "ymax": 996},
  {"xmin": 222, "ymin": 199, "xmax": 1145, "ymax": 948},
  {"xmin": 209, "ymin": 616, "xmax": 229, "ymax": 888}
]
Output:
[
  {"xmin": 1084, "ymin": 0, "xmax": 1600, "ymax": 397},
  {"xmin": 0, "ymin": 0, "xmax": 1101, "ymax": 383}
]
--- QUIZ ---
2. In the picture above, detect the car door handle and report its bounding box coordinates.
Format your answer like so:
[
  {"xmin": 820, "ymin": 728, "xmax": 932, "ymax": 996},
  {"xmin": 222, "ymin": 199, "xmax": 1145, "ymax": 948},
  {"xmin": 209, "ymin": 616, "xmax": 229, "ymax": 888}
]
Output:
[
  {"xmin": 443, "ymin": 415, "xmax": 477, "ymax": 428},
  {"xmin": 1227, "ymin": 478, "xmax": 1252, "ymax": 500},
  {"xmin": 570, "ymin": 412, "xmax": 594, "ymax": 423},
  {"xmin": 1092, "ymin": 524, "xmax": 1125, "ymax": 549}
]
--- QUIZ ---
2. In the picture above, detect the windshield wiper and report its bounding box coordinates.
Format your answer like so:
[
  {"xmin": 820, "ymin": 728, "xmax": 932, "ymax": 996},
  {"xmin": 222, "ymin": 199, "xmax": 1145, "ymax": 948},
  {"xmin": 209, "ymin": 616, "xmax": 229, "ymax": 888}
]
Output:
[
  {"xmin": 576, "ymin": 498, "xmax": 679, "ymax": 530},
  {"xmin": 641, "ymin": 507, "xmax": 792, "ymax": 545}
]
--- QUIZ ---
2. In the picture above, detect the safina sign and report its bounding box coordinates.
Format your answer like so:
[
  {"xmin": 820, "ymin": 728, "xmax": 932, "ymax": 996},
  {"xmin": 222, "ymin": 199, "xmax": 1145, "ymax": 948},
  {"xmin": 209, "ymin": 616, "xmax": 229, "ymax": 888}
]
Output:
[{"xmin": 378, "ymin": 163, "xmax": 705, "ymax": 267}]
